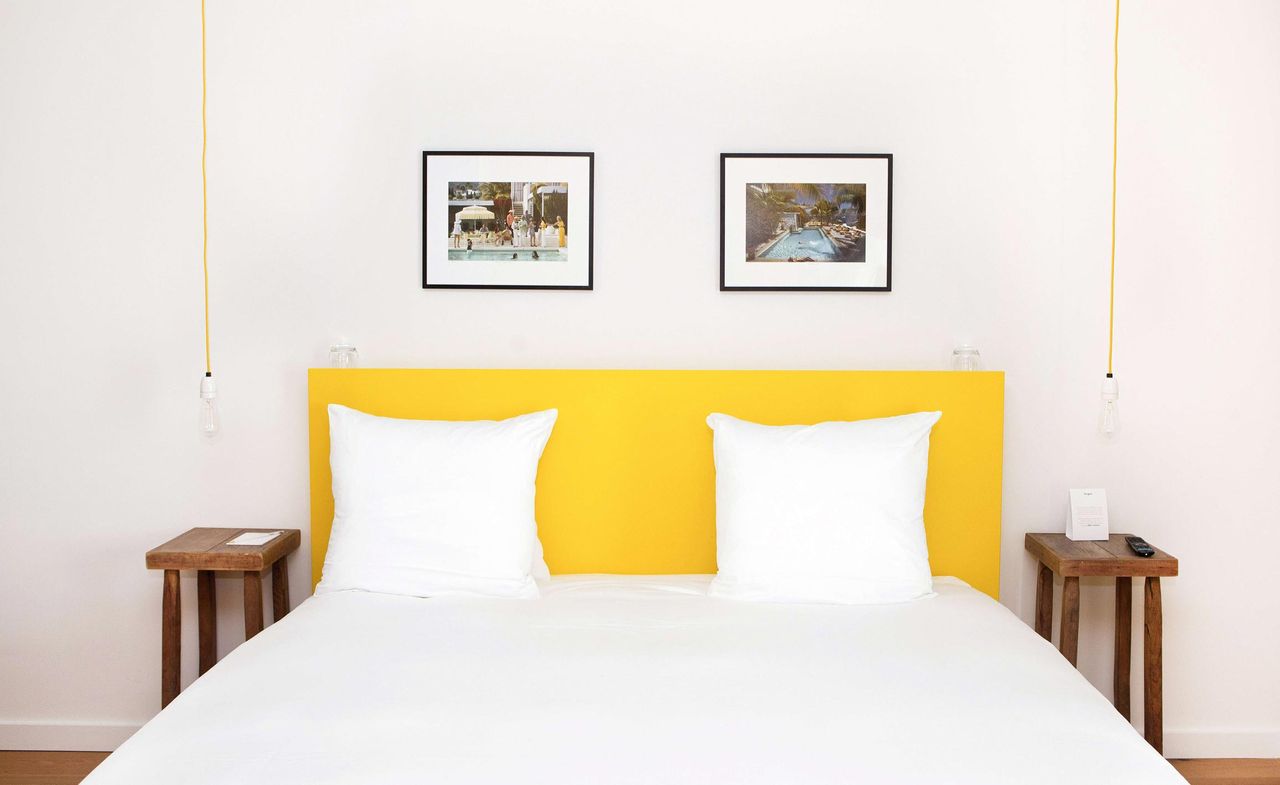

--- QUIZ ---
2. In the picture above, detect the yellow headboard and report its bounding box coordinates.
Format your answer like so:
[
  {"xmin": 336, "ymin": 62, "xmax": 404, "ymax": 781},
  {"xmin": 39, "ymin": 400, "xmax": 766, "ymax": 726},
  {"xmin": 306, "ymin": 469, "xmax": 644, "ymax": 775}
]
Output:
[{"xmin": 308, "ymin": 369, "xmax": 1005, "ymax": 598}]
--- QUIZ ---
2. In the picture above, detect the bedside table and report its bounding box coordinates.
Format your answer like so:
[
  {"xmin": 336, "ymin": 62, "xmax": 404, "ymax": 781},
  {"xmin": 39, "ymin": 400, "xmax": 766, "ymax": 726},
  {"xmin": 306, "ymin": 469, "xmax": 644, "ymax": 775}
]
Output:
[
  {"xmin": 145, "ymin": 527, "xmax": 301, "ymax": 707},
  {"xmin": 1025, "ymin": 533, "xmax": 1178, "ymax": 753}
]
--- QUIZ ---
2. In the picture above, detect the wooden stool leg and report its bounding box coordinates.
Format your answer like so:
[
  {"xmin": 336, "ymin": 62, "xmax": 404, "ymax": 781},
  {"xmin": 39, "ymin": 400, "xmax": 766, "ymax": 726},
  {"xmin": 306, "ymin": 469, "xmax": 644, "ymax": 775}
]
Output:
[
  {"xmin": 161, "ymin": 570, "xmax": 180, "ymax": 708},
  {"xmin": 1059, "ymin": 576, "xmax": 1080, "ymax": 667},
  {"xmin": 1114, "ymin": 576, "xmax": 1132, "ymax": 718},
  {"xmin": 1144, "ymin": 577, "xmax": 1163, "ymax": 753},
  {"xmin": 1034, "ymin": 563, "xmax": 1054, "ymax": 640},
  {"xmin": 197, "ymin": 570, "xmax": 217, "ymax": 675},
  {"xmin": 271, "ymin": 558, "xmax": 290, "ymax": 622},
  {"xmin": 244, "ymin": 571, "xmax": 264, "ymax": 640}
]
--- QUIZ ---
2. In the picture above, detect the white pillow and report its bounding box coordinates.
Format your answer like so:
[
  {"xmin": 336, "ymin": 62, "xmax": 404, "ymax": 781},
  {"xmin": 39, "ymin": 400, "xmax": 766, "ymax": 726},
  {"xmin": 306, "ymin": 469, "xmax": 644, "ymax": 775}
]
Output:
[
  {"xmin": 318, "ymin": 405, "xmax": 558, "ymax": 599},
  {"xmin": 706, "ymin": 411, "xmax": 941, "ymax": 604},
  {"xmin": 531, "ymin": 540, "xmax": 551, "ymax": 581}
]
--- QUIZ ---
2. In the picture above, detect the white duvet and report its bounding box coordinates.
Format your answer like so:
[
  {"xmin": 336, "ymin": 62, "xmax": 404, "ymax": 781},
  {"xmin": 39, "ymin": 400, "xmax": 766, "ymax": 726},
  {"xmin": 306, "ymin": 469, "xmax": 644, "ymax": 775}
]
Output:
[{"xmin": 86, "ymin": 576, "xmax": 1185, "ymax": 784}]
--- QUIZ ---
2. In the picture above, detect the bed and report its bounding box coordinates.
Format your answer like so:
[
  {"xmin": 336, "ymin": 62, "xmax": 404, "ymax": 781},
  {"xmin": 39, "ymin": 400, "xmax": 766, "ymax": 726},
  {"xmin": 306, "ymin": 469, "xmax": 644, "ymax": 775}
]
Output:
[
  {"xmin": 87, "ymin": 575, "xmax": 1183, "ymax": 784},
  {"xmin": 85, "ymin": 370, "xmax": 1185, "ymax": 783}
]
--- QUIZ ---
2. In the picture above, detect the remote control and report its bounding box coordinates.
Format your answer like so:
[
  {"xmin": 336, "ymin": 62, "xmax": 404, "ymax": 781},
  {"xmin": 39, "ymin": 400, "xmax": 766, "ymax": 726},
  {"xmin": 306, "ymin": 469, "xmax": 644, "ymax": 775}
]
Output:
[{"xmin": 1125, "ymin": 535, "xmax": 1155, "ymax": 558}]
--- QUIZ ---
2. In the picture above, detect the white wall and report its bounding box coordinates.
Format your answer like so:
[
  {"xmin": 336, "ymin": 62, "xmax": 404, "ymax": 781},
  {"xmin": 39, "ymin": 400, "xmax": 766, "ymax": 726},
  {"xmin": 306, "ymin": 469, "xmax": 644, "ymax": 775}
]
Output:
[{"xmin": 1, "ymin": 0, "xmax": 1276, "ymax": 757}]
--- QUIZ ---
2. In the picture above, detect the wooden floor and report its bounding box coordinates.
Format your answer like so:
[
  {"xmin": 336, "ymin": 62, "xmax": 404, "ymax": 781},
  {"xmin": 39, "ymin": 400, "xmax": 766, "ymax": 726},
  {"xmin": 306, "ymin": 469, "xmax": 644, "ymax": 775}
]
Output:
[
  {"xmin": 0, "ymin": 751, "xmax": 1277, "ymax": 784},
  {"xmin": 0, "ymin": 752, "xmax": 109, "ymax": 785},
  {"xmin": 1171, "ymin": 759, "xmax": 1280, "ymax": 785}
]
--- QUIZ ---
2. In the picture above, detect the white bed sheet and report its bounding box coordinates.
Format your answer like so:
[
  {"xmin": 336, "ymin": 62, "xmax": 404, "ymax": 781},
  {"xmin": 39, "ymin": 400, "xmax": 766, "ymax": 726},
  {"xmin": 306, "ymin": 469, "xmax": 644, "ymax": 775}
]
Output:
[{"xmin": 86, "ymin": 575, "xmax": 1185, "ymax": 784}]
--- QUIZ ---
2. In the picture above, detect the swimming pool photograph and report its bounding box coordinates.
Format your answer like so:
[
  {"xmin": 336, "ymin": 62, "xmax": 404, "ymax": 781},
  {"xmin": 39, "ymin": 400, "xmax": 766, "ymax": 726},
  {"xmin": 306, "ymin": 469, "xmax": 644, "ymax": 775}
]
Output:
[
  {"xmin": 422, "ymin": 151, "xmax": 593, "ymax": 290},
  {"xmin": 746, "ymin": 183, "xmax": 867, "ymax": 263},
  {"xmin": 446, "ymin": 181, "xmax": 569, "ymax": 262},
  {"xmin": 720, "ymin": 153, "xmax": 890, "ymax": 292}
]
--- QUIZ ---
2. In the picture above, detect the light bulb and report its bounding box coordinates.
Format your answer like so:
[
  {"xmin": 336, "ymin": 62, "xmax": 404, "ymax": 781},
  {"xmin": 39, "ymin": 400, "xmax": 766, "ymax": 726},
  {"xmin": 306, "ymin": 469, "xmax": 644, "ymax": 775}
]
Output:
[
  {"xmin": 1099, "ymin": 373, "xmax": 1119, "ymax": 436},
  {"xmin": 199, "ymin": 373, "xmax": 219, "ymax": 437}
]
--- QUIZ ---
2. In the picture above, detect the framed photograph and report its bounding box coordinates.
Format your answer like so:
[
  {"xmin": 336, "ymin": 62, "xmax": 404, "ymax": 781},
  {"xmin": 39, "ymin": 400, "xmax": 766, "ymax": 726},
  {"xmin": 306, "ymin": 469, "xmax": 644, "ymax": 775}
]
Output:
[
  {"xmin": 422, "ymin": 151, "xmax": 594, "ymax": 290},
  {"xmin": 720, "ymin": 153, "xmax": 892, "ymax": 291}
]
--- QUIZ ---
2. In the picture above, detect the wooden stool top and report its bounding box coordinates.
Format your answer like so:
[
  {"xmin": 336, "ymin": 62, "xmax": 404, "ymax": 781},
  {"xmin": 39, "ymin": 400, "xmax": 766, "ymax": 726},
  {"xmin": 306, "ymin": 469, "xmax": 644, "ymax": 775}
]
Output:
[
  {"xmin": 146, "ymin": 527, "xmax": 301, "ymax": 572},
  {"xmin": 1025, "ymin": 533, "xmax": 1177, "ymax": 578}
]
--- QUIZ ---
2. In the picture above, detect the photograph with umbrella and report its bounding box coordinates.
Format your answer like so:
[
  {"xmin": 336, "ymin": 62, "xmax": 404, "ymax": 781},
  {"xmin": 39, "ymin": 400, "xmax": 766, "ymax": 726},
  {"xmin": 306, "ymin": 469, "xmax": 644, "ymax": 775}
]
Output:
[
  {"xmin": 423, "ymin": 151, "xmax": 594, "ymax": 290},
  {"xmin": 445, "ymin": 181, "xmax": 570, "ymax": 261}
]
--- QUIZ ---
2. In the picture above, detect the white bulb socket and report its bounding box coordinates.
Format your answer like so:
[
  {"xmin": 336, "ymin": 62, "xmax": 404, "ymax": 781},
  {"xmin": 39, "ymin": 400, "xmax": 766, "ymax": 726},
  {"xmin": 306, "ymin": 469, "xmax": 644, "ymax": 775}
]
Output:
[
  {"xmin": 1099, "ymin": 373, "xmax": 1120, "ymax": 437},
  {"xmin": 200, "ymin": 374, "xmax": 218, "ymax": 399}
]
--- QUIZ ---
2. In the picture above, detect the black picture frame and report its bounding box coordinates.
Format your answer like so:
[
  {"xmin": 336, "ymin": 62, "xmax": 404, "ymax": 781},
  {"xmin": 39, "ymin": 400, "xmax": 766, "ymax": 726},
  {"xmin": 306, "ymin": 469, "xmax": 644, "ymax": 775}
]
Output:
[
  {"xmin": 422, "ymin": 151, "xmax": 594, "ymax": 290},
  {"xmin": 720, "ymin": 153, "xmax": 893, "ymax": 292}
]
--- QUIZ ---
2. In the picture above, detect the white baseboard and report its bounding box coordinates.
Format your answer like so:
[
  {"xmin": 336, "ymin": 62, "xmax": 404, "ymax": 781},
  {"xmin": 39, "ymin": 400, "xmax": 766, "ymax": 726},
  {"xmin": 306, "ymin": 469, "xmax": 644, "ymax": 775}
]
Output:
[
  {"xmin": 1164, "ymin": 728, "xmax": 1280, "ymax": 758},
  {"xmin": 0, "ymin": 721, "xmax": 140, "ymax": 752},
  {"xmin": 2, "ymin": 720, "xmax": 1276, "ymax": 758}
]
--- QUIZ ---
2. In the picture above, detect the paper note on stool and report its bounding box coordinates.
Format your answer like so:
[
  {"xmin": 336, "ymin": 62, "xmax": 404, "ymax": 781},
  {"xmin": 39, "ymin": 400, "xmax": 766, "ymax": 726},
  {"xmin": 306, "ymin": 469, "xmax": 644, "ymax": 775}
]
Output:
[
  {"xmin": 225, "ymin": 530, "xmax": 283, "ymax": 546},
  {"xmin": 1067, "ymin": 489, "xmax": 1109, "ymax": 541}
]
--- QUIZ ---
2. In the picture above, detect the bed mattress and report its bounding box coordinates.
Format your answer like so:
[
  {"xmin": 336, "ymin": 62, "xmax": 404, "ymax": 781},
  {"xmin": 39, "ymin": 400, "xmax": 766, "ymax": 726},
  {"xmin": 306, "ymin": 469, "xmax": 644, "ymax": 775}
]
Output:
[{"xmin": 86, "ymin": 575, "xmax": 1185, "ymax": 784}]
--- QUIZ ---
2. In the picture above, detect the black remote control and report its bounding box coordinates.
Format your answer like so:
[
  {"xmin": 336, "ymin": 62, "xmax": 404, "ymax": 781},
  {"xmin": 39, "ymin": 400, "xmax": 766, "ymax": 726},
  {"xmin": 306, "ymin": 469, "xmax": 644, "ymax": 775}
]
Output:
[{"xmin": 1125, "ymin": 536, "xmax": 1155, "ymax": 557}]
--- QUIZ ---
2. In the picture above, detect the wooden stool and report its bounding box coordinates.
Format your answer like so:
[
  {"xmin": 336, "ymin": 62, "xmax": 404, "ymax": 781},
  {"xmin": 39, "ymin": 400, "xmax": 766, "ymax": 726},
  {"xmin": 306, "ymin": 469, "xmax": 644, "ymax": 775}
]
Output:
[
  {"xmin": 1025, "ymin": 533, "xmax": 1178, "ymax": 753},
  {"xmin": 145, "ymin": 528, "xmax": 301, "ymax": 708}
]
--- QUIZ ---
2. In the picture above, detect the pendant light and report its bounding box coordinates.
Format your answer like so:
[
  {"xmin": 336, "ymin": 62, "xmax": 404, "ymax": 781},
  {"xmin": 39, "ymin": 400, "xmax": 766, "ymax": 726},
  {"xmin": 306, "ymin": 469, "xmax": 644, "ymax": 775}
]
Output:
[
  {"xmin": 197, "ymin": 0, "xmax": 219, "ymax": 438},
  {"xmin": 1100, "ymin": 0, "xmax": 1121, "ymax": 437}
]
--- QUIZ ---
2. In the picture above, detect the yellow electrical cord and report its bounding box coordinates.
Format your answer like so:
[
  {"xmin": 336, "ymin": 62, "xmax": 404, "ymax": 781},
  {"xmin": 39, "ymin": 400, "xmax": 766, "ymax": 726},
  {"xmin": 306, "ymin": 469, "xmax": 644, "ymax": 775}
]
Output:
[
  {"xmin": 1106, "ymin": 0, "xmax": 1119, "ymax": 375},
  {"xmin": 201, "ymin": 0, "xmax": 211, "ymax": 375}
]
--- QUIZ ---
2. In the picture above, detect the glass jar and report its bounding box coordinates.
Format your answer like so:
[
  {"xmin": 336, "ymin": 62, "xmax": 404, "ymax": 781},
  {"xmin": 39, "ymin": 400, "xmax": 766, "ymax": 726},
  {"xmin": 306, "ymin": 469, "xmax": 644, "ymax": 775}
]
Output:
[
  {"xmin": 329, "ymin": 343, "xmax": 359, "ymax": 368},
  {"xmin": 951, "ymin": 345, "xmax": 982, "ymax": 371}
]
